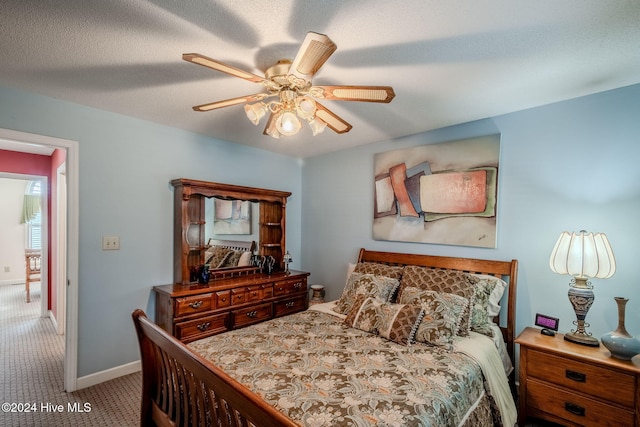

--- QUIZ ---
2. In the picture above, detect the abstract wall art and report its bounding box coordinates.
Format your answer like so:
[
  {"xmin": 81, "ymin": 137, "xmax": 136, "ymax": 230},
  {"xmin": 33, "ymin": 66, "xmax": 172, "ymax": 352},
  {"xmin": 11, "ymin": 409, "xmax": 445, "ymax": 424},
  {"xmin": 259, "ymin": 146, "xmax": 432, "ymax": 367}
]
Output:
[
  {"xmin": 213, "ymin": 199, "xmax": 251, "ymax": 235},
  {"xmin": 373, "ymin": 134, "xmax": 500, "ymax": 248}
]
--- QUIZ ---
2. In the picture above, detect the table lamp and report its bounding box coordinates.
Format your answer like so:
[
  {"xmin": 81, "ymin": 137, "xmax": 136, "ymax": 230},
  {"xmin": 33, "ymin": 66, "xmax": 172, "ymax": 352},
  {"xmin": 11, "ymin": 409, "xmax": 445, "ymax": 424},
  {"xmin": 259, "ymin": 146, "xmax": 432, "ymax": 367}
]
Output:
[{"xmin": 549, "ymin": 230, "xmax": 616, "ymax": 346}]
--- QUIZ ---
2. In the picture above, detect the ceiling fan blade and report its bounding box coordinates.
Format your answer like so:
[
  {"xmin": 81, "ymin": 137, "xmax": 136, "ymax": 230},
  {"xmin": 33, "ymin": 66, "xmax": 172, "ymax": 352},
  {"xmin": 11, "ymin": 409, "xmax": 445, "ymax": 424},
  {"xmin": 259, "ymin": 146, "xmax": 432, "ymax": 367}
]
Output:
[
  {"xmin": 314, "ymin": 102, "xmax": 352, "ymax": 134},
  {"xmin": 310, "ymin": 85, "xmax": 395, "ymax": 103},
  {"xmin": 183, "ymin": 53, "xmax": 276, "ymax": 88},
  {"xmin": 288, "ymin": 32, "xmax": 337, "ymax": 85},
  {"xmin": 192, "ymin": 93, "xmax": 269, "ymax": 112}
]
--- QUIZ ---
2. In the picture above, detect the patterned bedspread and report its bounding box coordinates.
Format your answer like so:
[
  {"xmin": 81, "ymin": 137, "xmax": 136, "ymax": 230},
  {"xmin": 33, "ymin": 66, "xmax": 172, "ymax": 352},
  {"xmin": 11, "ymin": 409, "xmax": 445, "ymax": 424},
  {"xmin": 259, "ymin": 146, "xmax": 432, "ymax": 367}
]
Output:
[{"xmin": 189, "ymin": 310, "xmax": 501, "ymax": 426}]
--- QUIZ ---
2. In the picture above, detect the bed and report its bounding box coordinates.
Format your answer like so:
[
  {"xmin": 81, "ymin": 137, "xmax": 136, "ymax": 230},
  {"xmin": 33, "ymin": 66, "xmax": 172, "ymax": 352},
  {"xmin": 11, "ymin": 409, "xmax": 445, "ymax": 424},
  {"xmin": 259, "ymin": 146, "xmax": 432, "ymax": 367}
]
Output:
[{"xmin": 133, "ymin": 249, "xmax": 518, "ymax": 426}]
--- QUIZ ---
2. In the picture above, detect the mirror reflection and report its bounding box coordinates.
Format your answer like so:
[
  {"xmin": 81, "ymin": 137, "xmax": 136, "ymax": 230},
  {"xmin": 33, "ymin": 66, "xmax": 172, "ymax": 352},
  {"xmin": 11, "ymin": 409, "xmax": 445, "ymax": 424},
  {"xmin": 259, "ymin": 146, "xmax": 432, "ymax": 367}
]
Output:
[{"xmin": 204, "ymin": 197, "xmax": 259, "ymax": 271}]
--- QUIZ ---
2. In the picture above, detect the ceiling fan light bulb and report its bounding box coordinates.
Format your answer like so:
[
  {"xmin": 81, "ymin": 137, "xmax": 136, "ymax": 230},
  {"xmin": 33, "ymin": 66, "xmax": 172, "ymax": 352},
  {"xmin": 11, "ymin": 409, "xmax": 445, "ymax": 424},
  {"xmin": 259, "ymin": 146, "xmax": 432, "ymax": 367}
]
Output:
[
  {"xmin": 308, "ymin": 117, "xmax": 327, "ymax": 136},
  {"xmin": 276, "ymin": 111, "xmax": 302, "ymax": 136},
  {"xmin": 244, "ymin": 103, "xmax": 266, "ymax": 125}
]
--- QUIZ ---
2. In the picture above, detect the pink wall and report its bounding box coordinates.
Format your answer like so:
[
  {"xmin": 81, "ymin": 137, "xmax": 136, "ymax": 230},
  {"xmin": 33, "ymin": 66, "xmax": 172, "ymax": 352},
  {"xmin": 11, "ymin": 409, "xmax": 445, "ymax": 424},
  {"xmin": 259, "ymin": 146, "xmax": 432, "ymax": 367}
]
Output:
[{"xmin": 0, "ymin": 149, "xmax": 59, "ymax": 312}]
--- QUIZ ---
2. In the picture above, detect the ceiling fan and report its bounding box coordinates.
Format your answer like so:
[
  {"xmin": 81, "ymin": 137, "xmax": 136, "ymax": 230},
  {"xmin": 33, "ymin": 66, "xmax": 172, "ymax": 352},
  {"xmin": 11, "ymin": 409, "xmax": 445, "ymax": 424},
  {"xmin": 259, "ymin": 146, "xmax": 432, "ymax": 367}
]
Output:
[{"xmin": 183, "ymin": 31, "xmax": 395, "ymax": 138}]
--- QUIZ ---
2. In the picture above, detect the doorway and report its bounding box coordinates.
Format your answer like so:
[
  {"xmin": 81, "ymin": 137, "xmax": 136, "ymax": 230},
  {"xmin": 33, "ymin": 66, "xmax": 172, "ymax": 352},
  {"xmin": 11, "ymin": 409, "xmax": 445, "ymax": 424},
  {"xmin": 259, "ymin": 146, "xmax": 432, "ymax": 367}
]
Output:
[{"xmin": 0, "ymin": 127, "xmax": 79, "ymax": 391}]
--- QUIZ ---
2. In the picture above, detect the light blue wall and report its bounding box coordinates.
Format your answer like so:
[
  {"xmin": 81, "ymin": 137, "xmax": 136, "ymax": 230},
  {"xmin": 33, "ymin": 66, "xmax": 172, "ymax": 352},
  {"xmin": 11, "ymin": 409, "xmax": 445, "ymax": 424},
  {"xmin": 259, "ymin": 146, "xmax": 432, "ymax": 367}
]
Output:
[
  {"xmin": 2, "ymin": 82, "xmax": 639, "ymax": 379},
  {"xmin": 0, "ymin": 85, "xmax": 303, "ymax": 377},
  {"xmin": 301, "ymin": 83, "xmax": 640, "ymax": 344}
]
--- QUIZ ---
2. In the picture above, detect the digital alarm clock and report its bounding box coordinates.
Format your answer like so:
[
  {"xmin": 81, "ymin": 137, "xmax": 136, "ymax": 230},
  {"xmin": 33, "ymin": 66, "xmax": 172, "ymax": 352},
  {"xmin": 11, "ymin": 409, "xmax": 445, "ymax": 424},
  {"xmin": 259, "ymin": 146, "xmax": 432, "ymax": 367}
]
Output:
[{"xmin": 535, "ymin": 313, "xmax": 559, "ymax": 336}]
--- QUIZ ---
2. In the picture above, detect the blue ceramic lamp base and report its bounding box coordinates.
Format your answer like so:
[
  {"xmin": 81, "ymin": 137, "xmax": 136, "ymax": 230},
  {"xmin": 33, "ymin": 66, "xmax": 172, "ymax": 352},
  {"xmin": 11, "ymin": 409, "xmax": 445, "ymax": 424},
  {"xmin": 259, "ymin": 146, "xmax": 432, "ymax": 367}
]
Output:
[{"xmin": 565, "ymin": 283, "xmax": 599, "ymax": 347}]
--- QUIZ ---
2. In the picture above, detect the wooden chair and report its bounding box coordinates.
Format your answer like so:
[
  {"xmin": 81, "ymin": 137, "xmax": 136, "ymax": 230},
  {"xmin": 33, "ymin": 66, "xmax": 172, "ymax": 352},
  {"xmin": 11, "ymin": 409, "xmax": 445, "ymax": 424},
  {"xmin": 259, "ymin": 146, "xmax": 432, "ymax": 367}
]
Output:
[{"xmin": 25, "ymin": 249, "xmax": 41, "ymax": 303}]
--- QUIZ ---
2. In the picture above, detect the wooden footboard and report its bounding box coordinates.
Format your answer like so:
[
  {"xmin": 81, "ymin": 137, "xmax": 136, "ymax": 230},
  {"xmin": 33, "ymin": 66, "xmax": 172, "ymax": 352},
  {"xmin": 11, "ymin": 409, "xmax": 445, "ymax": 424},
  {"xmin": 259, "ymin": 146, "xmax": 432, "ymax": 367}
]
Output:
[{"xmin": 132, "ymin": 309, "xmax": 297, "ymax": 427}]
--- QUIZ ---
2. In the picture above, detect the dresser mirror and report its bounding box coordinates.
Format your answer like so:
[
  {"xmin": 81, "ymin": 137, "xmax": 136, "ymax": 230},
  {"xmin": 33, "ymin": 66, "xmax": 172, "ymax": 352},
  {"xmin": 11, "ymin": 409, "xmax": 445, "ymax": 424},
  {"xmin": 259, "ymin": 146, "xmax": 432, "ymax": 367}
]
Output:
[{"xmin": 172, "ymin": 178, "xmax": 291, "ymax": 284}]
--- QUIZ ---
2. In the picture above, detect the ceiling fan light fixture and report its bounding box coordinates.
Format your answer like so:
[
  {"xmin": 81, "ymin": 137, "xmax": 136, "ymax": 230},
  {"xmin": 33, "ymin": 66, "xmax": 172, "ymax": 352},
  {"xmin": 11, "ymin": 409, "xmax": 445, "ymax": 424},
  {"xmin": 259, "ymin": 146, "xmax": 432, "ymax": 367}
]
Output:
[
  {"xmin": 265, "ymin": 113, "xmax": 281, "ymax": 139},
  {"xmin": 244, "ymin": 102, "xmax": 267, "ymax": 125},
  {"xmin": 308, "ymin": 117, "xmax": 327, "ymax": 136},
  {"xmin": 275, "ymin": 110, "xmax": 302, "ymax": 136},
  {"xmin": 184, "ymin": 31, "xmax": 394, "ymax": 141},
  {"xmin": 295, "ymin": 95, "xmax": 316, "ymax": 119}
]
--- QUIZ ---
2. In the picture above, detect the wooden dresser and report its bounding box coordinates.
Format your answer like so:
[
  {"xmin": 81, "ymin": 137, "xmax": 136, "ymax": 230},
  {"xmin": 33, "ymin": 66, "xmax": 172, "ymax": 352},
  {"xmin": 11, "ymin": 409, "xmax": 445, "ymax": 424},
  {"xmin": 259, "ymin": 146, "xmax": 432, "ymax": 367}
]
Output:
[
  {"xmin": 516, "ymin": 327, "xmax": 640, "ymax": 427},
  {"xmin": 154, "ymin": 270, "xmax": 309, "ymax": 343}
]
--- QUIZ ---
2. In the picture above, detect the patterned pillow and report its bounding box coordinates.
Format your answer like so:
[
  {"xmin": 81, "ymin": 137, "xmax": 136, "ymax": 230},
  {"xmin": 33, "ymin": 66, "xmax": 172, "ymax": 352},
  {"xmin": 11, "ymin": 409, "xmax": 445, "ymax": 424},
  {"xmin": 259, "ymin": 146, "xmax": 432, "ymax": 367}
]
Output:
[
  {"xmin": 353, "ymin": 262, "xmax": 404, "ymax": 280},
  {"xmin": 468, "ymin": 275, "xmax": 498, "ymax": 337},
  {"xmin": 398, "ymin": 287, "xmax": 468, "ymax": 349},
  {"xmin": 468, "ymin": 273, "xmax": 508, "ymax": 317},
  {"xmin": 220, "ymin": 250, "xmax": 243, "ymax": 267},
  {"xmin": 205, "ymin": 246, "xmax": 234, "ymax": 268},
  {"xmin": 400, "ymin": 266, "xmax": 476, "ymax": 336},
  {"xmin": 333, "ymin": 273, "xmax": 399, "ymax": 314},
  {"xmin": 344, "ymin": 297, "xmax": 424, "ymax": 345}
]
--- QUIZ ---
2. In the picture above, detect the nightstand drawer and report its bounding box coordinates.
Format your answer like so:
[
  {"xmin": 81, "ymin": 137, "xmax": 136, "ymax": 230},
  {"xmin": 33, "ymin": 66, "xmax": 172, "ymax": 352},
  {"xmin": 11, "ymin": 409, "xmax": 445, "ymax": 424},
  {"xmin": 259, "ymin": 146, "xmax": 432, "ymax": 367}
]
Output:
[
  {"xmin": 528, "ymin": 379, "xmax": 635, "ymax": 427},
  {"xmin": 527, "ymin": 349, "xmax": 635, "ymax": 407},
  {"xmin": 174, "ymin": 293, "xmax": 213, "ymax": 317}
]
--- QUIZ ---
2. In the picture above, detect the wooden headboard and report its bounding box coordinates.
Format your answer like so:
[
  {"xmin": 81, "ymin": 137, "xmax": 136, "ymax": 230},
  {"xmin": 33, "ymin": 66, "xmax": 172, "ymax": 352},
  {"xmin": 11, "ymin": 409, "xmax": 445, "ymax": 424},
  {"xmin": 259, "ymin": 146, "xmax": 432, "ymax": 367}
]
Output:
[
  {"xmin": 207, "ymin": 239, "xmax": 255, "ymax": 253},
  {"xmin": 357, "ymin": 248, "xmax": 519, "ymax": 363}
]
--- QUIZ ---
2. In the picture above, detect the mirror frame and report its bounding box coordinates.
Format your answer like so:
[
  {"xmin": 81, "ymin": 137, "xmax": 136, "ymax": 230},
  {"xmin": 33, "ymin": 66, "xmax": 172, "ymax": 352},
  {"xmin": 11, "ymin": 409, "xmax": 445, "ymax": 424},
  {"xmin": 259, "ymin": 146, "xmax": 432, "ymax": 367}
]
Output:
[{"xmin": 172, "ymin": 178, "xmax": 291, "ymax": 284}]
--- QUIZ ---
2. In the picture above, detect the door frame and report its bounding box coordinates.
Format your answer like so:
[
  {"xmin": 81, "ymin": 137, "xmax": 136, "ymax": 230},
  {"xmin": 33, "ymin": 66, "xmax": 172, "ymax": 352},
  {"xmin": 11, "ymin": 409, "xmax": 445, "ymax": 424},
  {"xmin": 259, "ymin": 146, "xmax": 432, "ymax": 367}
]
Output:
[
  {"xmin": 56, "ymin": 163, "xmax": 67, "ymax": 335},
  {"xmin": 0, "ymin": 127, "xmax": 79, "ymax": 392}
]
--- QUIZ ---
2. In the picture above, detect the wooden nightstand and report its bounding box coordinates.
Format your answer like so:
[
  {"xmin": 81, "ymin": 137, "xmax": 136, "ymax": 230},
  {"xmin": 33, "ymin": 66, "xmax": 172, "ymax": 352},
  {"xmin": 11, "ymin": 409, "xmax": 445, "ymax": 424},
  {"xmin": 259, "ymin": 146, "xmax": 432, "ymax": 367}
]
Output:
[{"xmin": 516, "ymin": 327, "xmax": 640, "ymax": 426}]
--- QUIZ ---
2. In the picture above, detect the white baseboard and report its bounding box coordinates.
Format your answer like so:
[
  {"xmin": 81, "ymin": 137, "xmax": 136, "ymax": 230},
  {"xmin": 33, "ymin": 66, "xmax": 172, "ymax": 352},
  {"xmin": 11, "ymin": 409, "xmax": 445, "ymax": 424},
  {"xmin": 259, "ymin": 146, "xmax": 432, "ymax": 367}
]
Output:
[
  {"xmin": 75, "ymin": 360, "xmax": 141, "ymax": 390},
  {"xmin": 48, "ymin": 310, "xmax": 58, "ymax": 330},
  {"xmin": 0, "ymin": 279, "xmax": 25, "ymax": 286}
]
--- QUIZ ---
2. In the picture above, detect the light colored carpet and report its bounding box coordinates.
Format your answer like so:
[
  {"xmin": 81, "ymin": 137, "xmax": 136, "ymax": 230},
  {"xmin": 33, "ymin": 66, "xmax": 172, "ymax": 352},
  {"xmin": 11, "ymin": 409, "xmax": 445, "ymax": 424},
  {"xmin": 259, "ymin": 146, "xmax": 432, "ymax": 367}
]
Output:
[{"xmin": 0, "ymin": 283, "xmax": 141, "ymax": 426}]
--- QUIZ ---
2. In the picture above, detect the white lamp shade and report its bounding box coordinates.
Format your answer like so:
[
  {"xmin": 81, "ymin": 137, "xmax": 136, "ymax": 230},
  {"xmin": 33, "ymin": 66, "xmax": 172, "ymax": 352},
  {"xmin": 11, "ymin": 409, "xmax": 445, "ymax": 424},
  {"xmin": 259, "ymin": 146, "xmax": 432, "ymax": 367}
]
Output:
[
  {"xmin": 244, "ymin": 103, "xmax": 267, "ymax": 125},
  {"xmin": 307, "ymin": 117, "xmax": 327, "ymax": 136},
  {"xmin": 295, "ymin": 96, "xmax": 316, "ymax": 119},
  {"xmin": 549, "ymin": 230, "xmax": 616, "ymax": 279},
  {"xmin": 265, "ymin": 113, "xmax": 281, "ymax": 138},
  {"xmin": 275, "ymin": 111, "xmax": 302, "ymax": 136}
]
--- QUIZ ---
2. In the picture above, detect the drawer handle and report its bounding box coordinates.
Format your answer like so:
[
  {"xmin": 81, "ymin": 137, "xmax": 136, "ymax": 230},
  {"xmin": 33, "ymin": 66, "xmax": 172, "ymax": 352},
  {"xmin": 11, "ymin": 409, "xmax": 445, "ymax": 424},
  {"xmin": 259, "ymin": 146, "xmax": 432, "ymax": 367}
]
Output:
[
  {"xmin": 220, "ymin": 297, "xmax": 227, "ymax": 302},
  {"xmin": 251, "ymin": 292, "xmax": 257, "ymax": 297},
  {"xmin": 246, "ymin": 311, "xmax": 258, "ymax": 318},
  {"xmin": 189, "ymin": 301, "xmax": 203, "ymax": 309},
  {"xmin": 565, "ymin": 370, "xmax": 586, "ymax": 382},
  {"xmin": 564, "ymin": 402, "xmax": 585, "ymax": 417},
  {"xmin": 285, "ymin": 301, "xmax": 295, "ymax": 308},
  {"xmin": 196, "ymin": 322, "xmax": 210, "ymax": 332},
  {"xmin": 236, "ymin": 295, "xmax": 243, "ymax": 300}
]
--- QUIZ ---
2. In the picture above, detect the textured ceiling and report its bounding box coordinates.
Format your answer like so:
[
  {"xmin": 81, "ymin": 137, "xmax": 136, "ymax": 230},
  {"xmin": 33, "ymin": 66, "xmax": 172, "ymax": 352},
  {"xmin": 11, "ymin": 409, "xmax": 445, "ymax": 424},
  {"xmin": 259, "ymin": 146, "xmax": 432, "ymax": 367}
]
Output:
[{"xmin": 1, "ymin": 0, "xmax": 639, "ymax": 158}]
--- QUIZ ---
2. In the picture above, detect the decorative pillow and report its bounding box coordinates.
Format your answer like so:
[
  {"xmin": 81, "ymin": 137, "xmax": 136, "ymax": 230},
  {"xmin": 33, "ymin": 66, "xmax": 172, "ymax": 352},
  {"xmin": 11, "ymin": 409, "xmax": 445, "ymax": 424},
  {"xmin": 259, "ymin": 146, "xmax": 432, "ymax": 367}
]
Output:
[
  {"xmin": 400, "ymin": 265, "xmax": 476, "ymax": 336},
  {"xmin": 333, "ymin": 273, "xmax": 400, "ymax": 315},
  {"xmin": 220, "ymin": 249, "xmax": 243, "ymax": 268},
  {"xmin": 467, "ymin": 275, "xmax": 498, "ymax": 337},
  {"xmin": 342, "ymin": 263, "xmax": 357, "ymax": 290},
  {"xmin": 398, "ymin": 286, "xmax": 468, "ymax": 349},
  {"xmin": 468, "ymin": 273, "xmax": 508, "ymax": 317},
  {"xmin": 205, "ymin": 246, "xmax": 234, "ymax": 268},
  {"xmin": 353, "ymin": 262, "xmax": 404, "ymax": 280},
  {"xmin": 237, "ymin": 251, "xmax": 252, "ymax": 267},
  {"xmin": 344, "ymin": 296, "xmax": 424, "ymax": 345}
]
